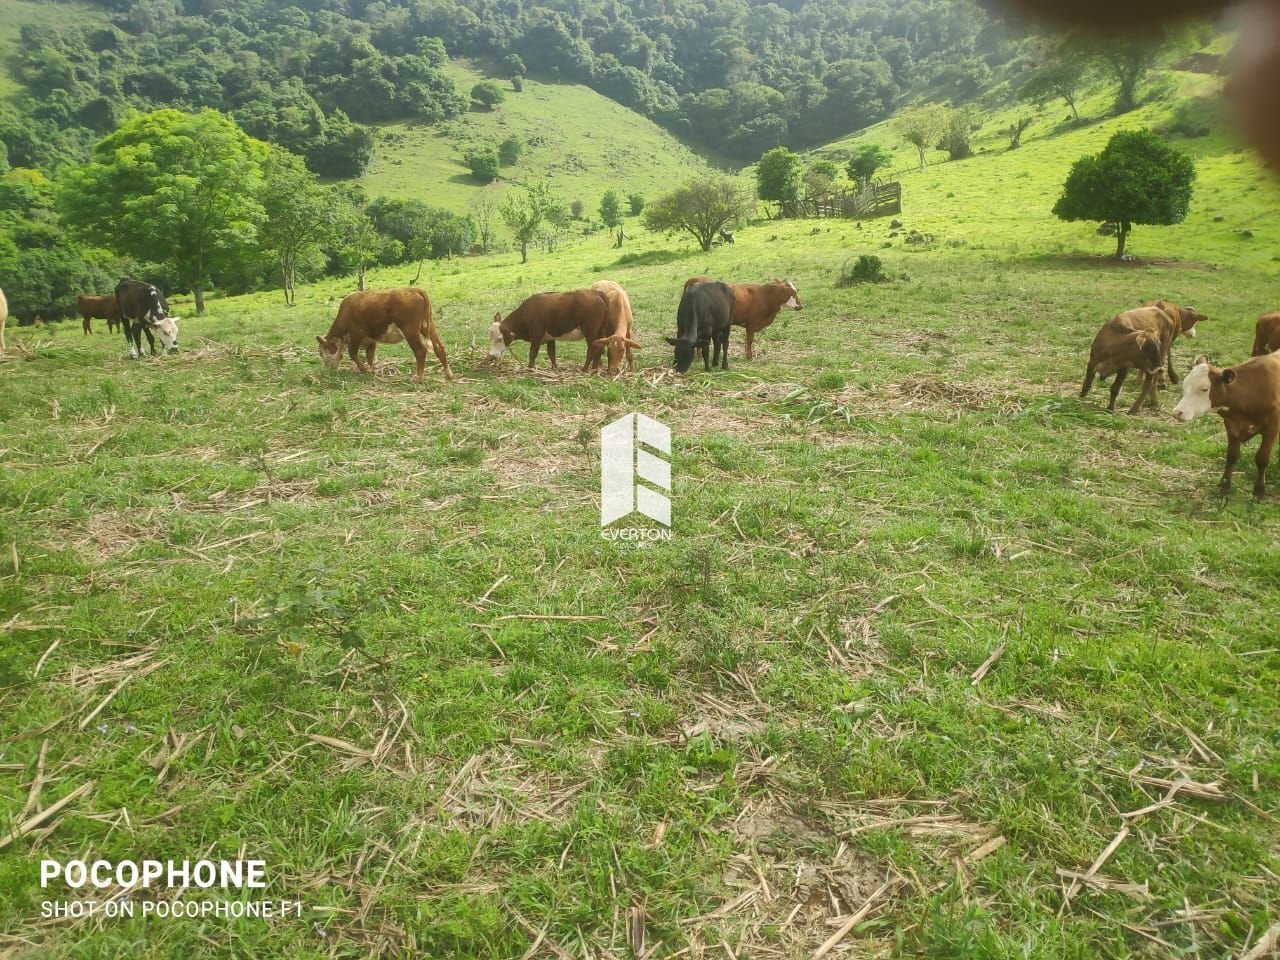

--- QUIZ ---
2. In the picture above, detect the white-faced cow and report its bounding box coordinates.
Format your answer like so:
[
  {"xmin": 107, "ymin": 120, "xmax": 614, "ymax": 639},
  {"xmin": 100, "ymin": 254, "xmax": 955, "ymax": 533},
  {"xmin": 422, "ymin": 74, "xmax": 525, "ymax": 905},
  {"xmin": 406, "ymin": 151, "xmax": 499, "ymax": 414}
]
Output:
[
  {"xmin": 668, "ymin": 281, "xmax": 734, "ymax": 372},
  {"xmin": 1174, "ymin": 352, "xmax": 1280, "ymax": 497},
  {"xmin": 683, "ymin": 278, "xmax": 801, "ymax": 359},
  {"xmin": 116, "ymin": 279, "xmax": 178, "ymax": 358},
  {"xmin": 488, "ymin": 289, "xmax": 612, "ymax": 371},
  {"xmin": 589, "ymin": 280, "xmax": 641, "ymax": 375},
  {"xmin": 317, "ymin": 287, "xmax": 452, "ymax": 382}
]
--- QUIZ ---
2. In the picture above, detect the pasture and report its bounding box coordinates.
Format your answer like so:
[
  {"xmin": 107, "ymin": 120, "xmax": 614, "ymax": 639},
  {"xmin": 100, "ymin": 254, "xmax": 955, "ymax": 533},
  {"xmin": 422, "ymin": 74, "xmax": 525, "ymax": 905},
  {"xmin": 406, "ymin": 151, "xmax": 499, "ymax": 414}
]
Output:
[{"xmin": 2, "ymin": 198, "xmax": 1279, "ymax": 958}]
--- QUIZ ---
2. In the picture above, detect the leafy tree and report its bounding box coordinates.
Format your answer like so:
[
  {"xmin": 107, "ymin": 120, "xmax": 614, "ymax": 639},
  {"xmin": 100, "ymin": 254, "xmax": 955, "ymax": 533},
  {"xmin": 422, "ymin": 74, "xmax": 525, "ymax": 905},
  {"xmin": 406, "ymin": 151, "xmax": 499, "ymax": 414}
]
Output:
[
  {"xmin": 503, "ymin": 54, "xmax": 527, "ymax": 79},
  {"xmin": 471, "ymin": 81, "xmax": 506, "ymax": 110},
  {"xmin": 1019, "ymin": 55, "xmax": 1089, "ymax": 122},
  {"xmin": 569, "ymin": 198, "xmax": 584, "ymax": 220},
  {"xmin": 809, "ymin": 158, "xmax": 839, "ymax": 180},
  {"xmin": 628, "ymin": 193, "xmax": 645, "ymax": 216},
  {"xmin": 599, "ymin": 190, "xmax": 624, "ymax": 246},
  {"xmin": 1006, "ymin": 115, "xmax": 1033, "ymax": 150},
  {"xmin": 755, "ymin": 146, "xmax": 803, "ymax": 217},
  {"xmin": 334, "ymin": 191, "xmax": 384, "ymax": 290},
  {"xmin": 512, "ymin": 76, "xmax": 524, "ymax": 92},
  {"xmin": 1073, "ymin": 30, "xmax": 1176, "ymax": 114},
  {"xmin": 463, "ymin": 146, "xmax": 500, "ymax": 182},
  {"xmin": 258, "ymin": 147, "xmax": 337, "ymax": 304},
  {"xmin": 469, "ymin": 190, "xmax": 500, "ymax": 253},
  {"xmin": 846, "ymin": 144, "xmax": 893, "ymax": 186},
  {"xmin": 644, "ymin": 176, "xmax": 752, "ymax": 252},
  {"xmin": 501, "ymin": 181, "xmax": 562, "ymax": 263},
  {"xmin": 895, "ymin": 104, "xmax": 947, "ymax": 170},
  {"xmin": 59, "ymin": 109, "xmax": 267, "ymax": 314},
  {"xmin": 938, "ymin": 106, "xmax": 979, "ymax": 161},
  {"xmin": 498, "ymin": 135, "xmax": 524, "ymax": 167},
  {"xmin": 1053, "ymin": 129, "xmax": 1195, "ymax": 258}
]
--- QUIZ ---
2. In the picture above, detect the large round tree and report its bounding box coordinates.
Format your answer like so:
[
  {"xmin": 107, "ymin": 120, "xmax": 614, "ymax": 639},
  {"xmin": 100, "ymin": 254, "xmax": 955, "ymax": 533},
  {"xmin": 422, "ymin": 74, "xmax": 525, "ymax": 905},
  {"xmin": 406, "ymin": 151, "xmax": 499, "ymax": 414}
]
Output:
[
  {"xmin": 59, "ymin": 109, "xmax": 267, "ymax": 313},
  {"xmin": 1052, "ymin": 128, "xmax": 1195, "ymax": 258}
]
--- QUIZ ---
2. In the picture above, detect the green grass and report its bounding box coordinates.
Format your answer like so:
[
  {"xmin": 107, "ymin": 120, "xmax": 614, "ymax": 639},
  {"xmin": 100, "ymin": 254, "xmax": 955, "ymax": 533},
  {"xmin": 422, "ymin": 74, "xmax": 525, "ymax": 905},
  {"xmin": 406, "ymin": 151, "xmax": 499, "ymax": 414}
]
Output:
[
  {"xmin": 3, "ymin": 51, "xmax": 1280, "ymax": 960},
  {"xmin": 360, "ymin": 60, "xmax": 713, "ymax": 213}
]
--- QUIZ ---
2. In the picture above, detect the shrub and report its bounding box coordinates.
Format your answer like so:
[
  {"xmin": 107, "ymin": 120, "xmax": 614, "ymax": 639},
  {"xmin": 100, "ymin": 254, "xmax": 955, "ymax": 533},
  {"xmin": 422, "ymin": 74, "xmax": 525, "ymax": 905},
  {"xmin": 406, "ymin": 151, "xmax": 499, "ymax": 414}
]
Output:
[{"xmin": 837, "ymin": 254, "xmax": 889, "ymax": 285}]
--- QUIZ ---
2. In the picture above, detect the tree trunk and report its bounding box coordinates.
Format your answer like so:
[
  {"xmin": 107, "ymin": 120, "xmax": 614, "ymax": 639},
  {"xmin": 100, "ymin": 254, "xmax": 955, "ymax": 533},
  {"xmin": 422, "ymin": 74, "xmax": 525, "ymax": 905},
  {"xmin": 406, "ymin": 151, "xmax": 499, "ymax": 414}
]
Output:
[
  {"xmin": 1115, "ymin": 224, "xmax": 1129, "ymax": 259},
  {"xmin": 917, "ymin": 146, "xmax": 926, "ymax": 171},
  {"xmin": 193, "ymin": 284, "xmax": 206, "ymax": 314},
  {"xmin": 357, "ymin": 265, "xmax": 366, "ymax": 291},
  {"xmin": 520, "ymin": 240, "xmax": 528, "ymax": 263}
]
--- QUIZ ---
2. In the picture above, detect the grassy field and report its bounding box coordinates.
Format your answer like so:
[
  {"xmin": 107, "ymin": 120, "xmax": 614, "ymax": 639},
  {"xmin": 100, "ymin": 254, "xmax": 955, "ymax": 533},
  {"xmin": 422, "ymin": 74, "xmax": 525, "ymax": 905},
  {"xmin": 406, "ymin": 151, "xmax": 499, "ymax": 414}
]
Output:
[
  {"xmin": 359, "ymin": 61, "xmax": 713, "ymax": 215},
  {"xmin": 3, "ymin": 58, "xmax": 1280, "ymax": 960}
]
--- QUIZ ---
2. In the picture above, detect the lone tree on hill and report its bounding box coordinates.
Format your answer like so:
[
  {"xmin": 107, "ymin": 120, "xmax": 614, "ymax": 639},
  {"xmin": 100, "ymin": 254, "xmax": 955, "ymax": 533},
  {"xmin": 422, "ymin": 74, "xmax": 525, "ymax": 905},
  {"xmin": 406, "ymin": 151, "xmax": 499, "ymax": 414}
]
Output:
[
  {"xmin": 599, "ymin": 190, "xmax": 624, "ymax": 246},
  {"xmin": 1053, "ymin": 129, "xmax": 1195, "ymax": 259},
  {"xmin": 755, "ymin": 146, "xmax": 802, "ymax": 217},
  {"xmin": 644, "ymin": 176, "xmax": 752, "ymax": 252},
  {"xmin": 501, "ymin": 181, "xmax": 563, "ymax": 263},
  {"xmin": 895, "ymin": 104, "xmax": 947, "ymax": 171},
  {"xmin": 258, "ymin": 146, "xmax": 339, "ymax": 305},
  {"xmin": 59, "ymin": 108, "xmax": 266, "ymax": 314},
  {"xmin": 846, "ymin": 144, "xmax": 893, "ymax": 187},
  {"xmin": 471, "ymin": 81, "xmax": 506, "ymax": 110}
]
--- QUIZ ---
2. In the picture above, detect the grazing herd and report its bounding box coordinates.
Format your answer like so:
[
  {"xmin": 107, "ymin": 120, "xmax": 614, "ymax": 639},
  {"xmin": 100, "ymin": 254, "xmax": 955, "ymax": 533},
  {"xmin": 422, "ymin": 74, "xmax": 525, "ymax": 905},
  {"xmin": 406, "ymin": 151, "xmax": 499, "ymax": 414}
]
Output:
[
  {"xmin": 13, "ymin": 272, "xmax": 1280, "ymax": 500},
  {"xmin": 1081, "ymin": 299, "xmax": 1280, "ymax": 497}
]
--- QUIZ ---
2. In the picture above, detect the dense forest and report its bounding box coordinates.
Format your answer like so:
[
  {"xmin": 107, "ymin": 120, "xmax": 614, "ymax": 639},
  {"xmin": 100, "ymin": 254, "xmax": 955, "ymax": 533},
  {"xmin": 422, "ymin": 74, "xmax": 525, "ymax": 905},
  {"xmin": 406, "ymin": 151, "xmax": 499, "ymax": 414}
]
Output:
[{"xmin": 3, "ymin": 0, "xmax": 1026, "ymax": 179}]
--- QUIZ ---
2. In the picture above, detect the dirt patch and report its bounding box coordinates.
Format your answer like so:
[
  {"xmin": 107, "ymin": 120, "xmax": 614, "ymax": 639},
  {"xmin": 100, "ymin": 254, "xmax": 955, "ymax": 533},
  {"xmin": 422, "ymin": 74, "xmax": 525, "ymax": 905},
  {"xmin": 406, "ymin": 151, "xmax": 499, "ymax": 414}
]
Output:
[
  {"xmin": 1173, "ymin": 52, "xmax": 1223, "ymax": 75},
  {"xmin": 1052, "ymin": 254, "xmax": 1215, "ymax": 272}
]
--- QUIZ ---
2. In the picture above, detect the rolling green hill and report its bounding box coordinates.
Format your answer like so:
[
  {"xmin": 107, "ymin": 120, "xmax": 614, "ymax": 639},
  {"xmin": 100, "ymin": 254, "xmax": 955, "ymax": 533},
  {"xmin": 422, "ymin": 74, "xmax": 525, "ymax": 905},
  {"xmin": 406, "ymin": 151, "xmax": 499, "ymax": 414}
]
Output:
[
  {"xmin": 0, "ymin": 0, "xmax": 104, "ymax": 97},
  {"xmin": 359, "ymin": 60, "xmax": 714, "ymax": 214}
]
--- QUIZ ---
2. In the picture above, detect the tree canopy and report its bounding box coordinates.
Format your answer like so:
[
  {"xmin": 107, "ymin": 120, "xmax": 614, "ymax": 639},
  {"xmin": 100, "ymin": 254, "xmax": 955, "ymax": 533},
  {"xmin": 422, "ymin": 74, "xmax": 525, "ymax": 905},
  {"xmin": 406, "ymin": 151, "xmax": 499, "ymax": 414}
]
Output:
[
  {"xmin": 1052, "ymin": 129, "xmax": 1196, "ymax": 257},
  {"xmin": 643, "ymin": 177, "xmax": 752, "ymax": 252}
]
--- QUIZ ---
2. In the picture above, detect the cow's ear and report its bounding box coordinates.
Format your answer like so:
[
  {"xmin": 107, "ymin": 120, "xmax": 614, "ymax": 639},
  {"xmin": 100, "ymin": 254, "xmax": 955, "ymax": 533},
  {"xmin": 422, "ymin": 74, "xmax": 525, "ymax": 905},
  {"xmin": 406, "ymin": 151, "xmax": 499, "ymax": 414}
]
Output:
[
  {"xmin": 316, "ymin": 335, "xmax": 325, "ymax": 345},
  {"xmin": 1221, "ymin": 368, "xmax": 1237, "ymax": 385},
  {"xmin": 1194, "ymin": 354, "xmax": 1210, "ymax": 367},
  {"xmin": 591, "ymin": 338, "xmax": 608, "ymax": 347},
  {"xmin": 492, "ymin": 312, "xmax": 502, "ymax": 324},
  {"xmin": 664, "ymin": 336, "xmax": 678, "ymax": 346},
  {"xmin": 624, "ymin": 339, "xmax": 641, "ymax": 349}
]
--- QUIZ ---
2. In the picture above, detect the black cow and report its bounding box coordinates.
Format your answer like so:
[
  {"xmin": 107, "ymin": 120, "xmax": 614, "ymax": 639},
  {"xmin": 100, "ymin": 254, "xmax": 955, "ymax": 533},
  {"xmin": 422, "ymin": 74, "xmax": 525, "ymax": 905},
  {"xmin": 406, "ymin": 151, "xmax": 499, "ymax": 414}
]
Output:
[
  {"xmin": 667, "ymin": 280, "xmax": 734, "ymax": 372},
  {"xmin": 115, "ymin": 279, "xmax": 178, "ymax": 358}
]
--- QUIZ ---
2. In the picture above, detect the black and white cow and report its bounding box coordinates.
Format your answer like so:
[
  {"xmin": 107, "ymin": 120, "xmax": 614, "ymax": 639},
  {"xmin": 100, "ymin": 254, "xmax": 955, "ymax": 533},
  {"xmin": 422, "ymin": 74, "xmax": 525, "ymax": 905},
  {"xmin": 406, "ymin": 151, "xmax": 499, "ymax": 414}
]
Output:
[{"xmin": 115, "ymin": 279, "xmax": 179, "ymax": 358}]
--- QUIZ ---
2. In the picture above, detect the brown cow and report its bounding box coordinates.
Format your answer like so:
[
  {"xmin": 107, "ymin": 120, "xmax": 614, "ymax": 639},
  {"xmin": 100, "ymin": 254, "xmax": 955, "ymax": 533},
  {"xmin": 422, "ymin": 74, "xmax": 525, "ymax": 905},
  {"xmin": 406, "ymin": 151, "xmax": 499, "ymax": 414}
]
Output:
[
  {"xmin": 78, "ymin": 294, "xmax": 121, "ymax": 335},
  {"xmin": 683, "ymin": 277, "xmax": 801, "ymax": 359},
  {"xmin": 1080, "ymin": 307, "xmax": 1169, "ymax": 414},
  {"xmin": 487, "ymin": 289, "xmax": 611, "ymax": 371},
  {"xmin": 589, "ymin": 280, "xmax": 640, "ymax": 374},
  {"xmin": 1142, "ymin": 299, "xmax": 1206, "ymax": 384},
  {"xmin": 316, "ymin": 287, "xmax": 451, "ymax": 382},
  {"xmin": 1174, "ymin": 352, "xmax": 1280, "ymax": 497},
  {"xmin": 1252, "ymin": 312, "xmax": 1280, "ymax": 356}
]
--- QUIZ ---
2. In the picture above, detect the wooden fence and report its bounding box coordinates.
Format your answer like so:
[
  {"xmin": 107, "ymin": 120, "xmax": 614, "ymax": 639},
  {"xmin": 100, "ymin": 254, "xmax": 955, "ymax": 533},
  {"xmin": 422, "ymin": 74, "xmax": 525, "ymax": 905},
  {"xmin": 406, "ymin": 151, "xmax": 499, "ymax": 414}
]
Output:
[{"xmin": 804, "ymin": 181, "xmax": 902, "ymax": 220}]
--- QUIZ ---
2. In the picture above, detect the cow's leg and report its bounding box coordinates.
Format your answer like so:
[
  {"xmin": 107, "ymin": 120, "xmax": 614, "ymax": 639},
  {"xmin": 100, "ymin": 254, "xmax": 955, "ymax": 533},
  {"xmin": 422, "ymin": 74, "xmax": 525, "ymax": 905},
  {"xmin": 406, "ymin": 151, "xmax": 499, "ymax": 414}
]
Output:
[
  {"xmin": 626, "ymin": 344, "xmax": 635, "ymax": 372},
  {"xmin": 547, "ymin": 340, "xmax": 559, "ymax": 370},
  {"xmin": 124, "ymin": 321, "xmax": 140, "ymax": 359},
  {"xmin": 528, "ymin": 340, "xmax": 541, "ymax": 369},
  {"xmin": 1253, "ymin": 425, "xmax": 1277, "ymax": 497},
  {"xmin": 349, "ymin": 340, "xmax": 370, "ymax": 374},
  {"xmin": 1128, "ymin": 372, "xmax": 1156, "ymax": 414},
  {"xmin": 142, "ymin": 324, "xmax": 157, "ymax": 356},
  {"xmin": 405, "ymin": 331, "xmax": 427, "ymax": 383},
  {"xmin": 1221, "ymin": 434, "xmax": 1242, "ymax": 493},
  {"xmin": 721, "ymin": 329, "xmax": 731, "ymax": 370},
  {"xmin": 83, "ymin": 315, "xmax": 91, "ymax": 335},
  {"xmin": 364, "ymin": 342, "xmax": 376, "ymax": 375},
  {"xmin": 745, "ymin": 329, "xmax": 755, "ymax": 360},
  {"xmin": 1167, "ymin": 351, "xmax": 1180, "ymax": 386},
  {"xmin": 701, "ymin": 339, "xmax": 711, "ymax": 372},
  {"xmin": 425, "ymin": 324, "xmax": 452, "ymax": 380},
  {"xmin": 1107, "ymin": 368, "xmax": 1129, "ymax": 411},
  {"xmin": 1080, "ymin": 360, "xmax": 1097, "ymax": 398}
]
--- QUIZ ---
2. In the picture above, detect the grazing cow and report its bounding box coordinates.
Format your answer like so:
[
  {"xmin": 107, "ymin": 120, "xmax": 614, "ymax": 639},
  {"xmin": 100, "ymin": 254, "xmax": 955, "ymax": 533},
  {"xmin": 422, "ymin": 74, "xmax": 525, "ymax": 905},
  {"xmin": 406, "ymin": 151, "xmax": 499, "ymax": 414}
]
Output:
[
  {"xmin": 1252, "ymin": 312, "xmax": 1280, "ymax": 356},
  {"xmin": 115, "ymin": 279, "xmax": 178, "ymax": 358},
  {"xmin": 488, "ymin": 289, "xmax": 611, "ymax": 371},
  {"xmin": 1080, "ymin": 307, "xmax": 1169, "ymax": 413},
  {"xmin": 668, "ymin": 281, "xmax": 734, "ymax": 372},
  {"xmin": 1173, "ymin": 352, "xmax": 1280, "ymax": 497},
  {"xmin": 589, "ymin": 280, "xmax": 640, "ymax": 374},
  {"xmin": 317, "ymin": 287, "xmax": 451, "ymax": 382},
  {"xmin": 0, "ymin": 286, "xmax": 6, "ymax": 355},
  {"xmin": 78, "ymin": 294, "xmax": 121, "ymax": 335},
  {"xmin": 683, "ymin": 277, "xmax": 801, "ymax": 359},
  {"xmin": 1142, "ymin": 299, "xmax": 1206, "ymax": 384}
]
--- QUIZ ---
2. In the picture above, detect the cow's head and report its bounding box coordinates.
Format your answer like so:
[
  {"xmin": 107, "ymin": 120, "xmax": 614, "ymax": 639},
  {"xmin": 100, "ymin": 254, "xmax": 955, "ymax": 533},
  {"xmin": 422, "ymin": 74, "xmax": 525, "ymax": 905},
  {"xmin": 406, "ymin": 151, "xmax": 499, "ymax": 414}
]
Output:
[
  {"xmin": 1152, "ymin": 300, "xmax": 1205, "ymax": 338},
  {"xmin": 143, "ymin": 285, "xmax": 168, "ymax": 323},
  {"xmin": 151, "ymin": 316, "xmax": 179, "ymax": 353},
  {"xmin": 316, "ymin": 335, "xmax": 343, "ymax": 369},
  {"xmin": 591, "ymin": 334, "xmax": 642, "ymax": 374},
  {"xmin": 487, "ymin": 313, "xmax": 513, "ymax": 363},
  {"xmin": 774, "ymin": 278, "xmax": 802, "ymax": 310},
  {"xmin": 665, "ymin": 336, "xmax": 695, "ymax": 372},
  {"xmin": 1174, "ymin": 355, "xmax": 1231, "ymax": 422}
]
